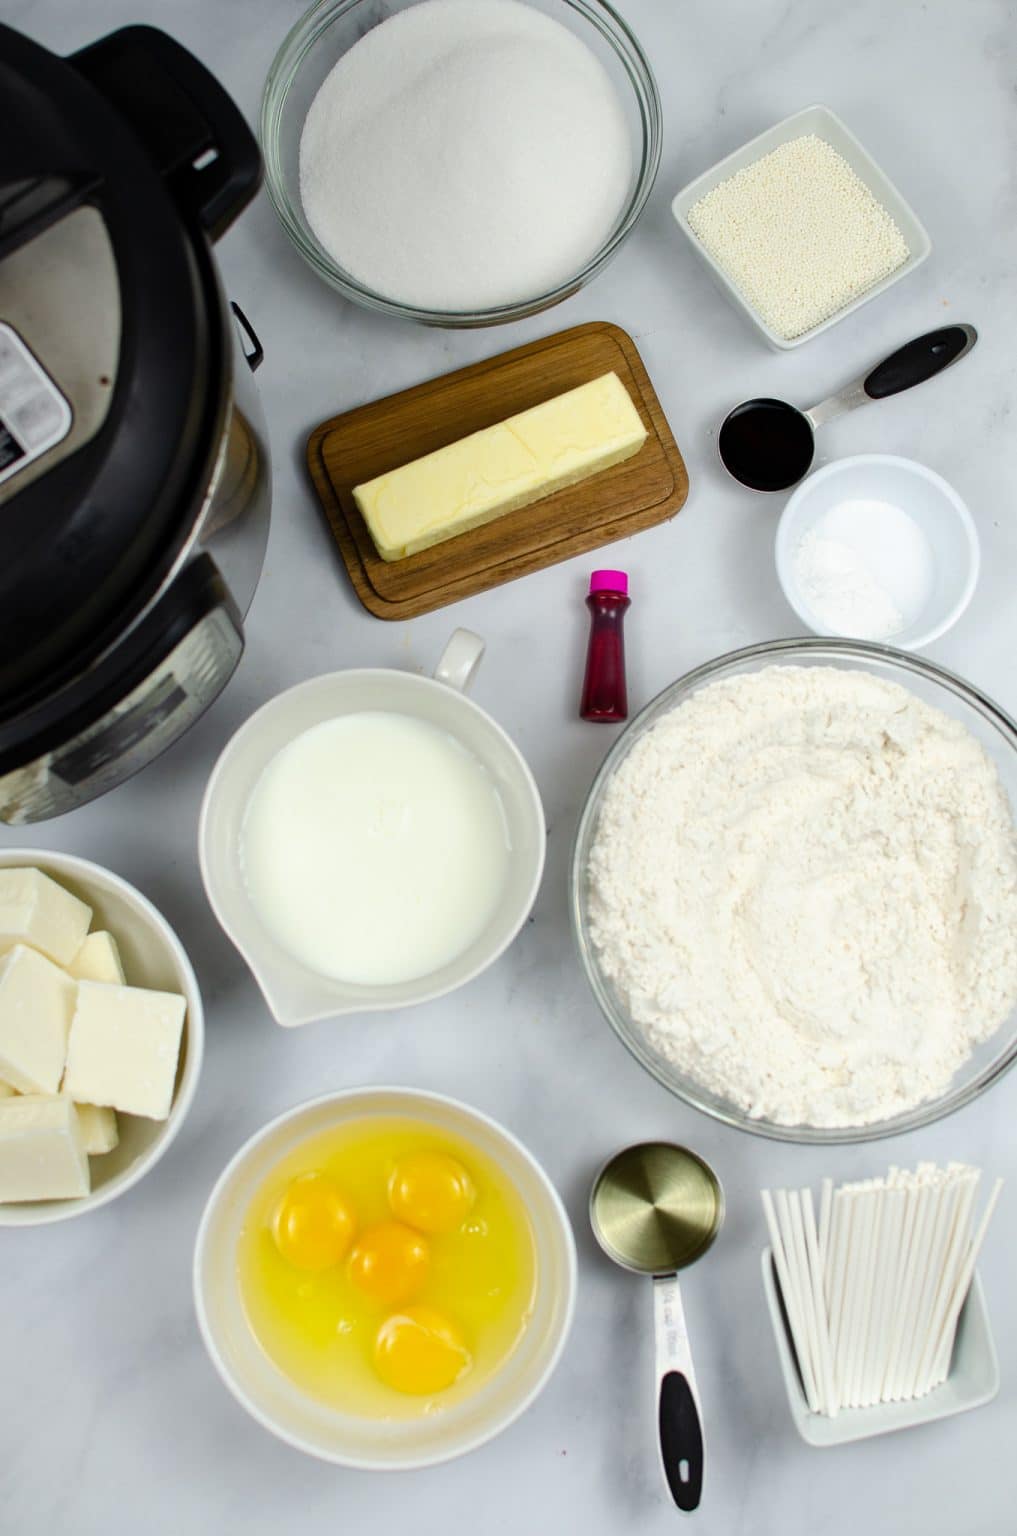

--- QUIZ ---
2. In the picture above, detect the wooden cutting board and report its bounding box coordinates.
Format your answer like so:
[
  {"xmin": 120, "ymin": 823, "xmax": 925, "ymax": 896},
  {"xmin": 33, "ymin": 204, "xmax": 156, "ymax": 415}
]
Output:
[{"xmin": 306, "ymin": 321, "xmax": 689, "ymax": 620}]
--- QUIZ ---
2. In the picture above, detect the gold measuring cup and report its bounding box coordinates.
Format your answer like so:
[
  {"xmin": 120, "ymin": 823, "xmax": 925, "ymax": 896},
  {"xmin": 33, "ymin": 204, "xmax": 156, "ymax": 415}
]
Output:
[{"xmin": 590, "ymin": 1142, "xmax": 724, "ymax": 1513}]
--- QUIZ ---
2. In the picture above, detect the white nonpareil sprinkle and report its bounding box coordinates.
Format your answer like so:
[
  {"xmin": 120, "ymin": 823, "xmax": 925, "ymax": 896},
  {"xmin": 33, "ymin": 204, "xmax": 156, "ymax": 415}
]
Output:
[
  {"xmin": 688, "ymin": 135, "xmax": 909, "ymax": 338},
  {"xmin": 299, "ymin": 0, "xmax": 632, "ymax": 312}
]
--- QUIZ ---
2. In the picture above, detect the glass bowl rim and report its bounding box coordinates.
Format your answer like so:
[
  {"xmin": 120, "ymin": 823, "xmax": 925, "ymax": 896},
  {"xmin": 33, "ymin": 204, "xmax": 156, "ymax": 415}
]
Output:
[
  {"xmin": 259, "ymin": 0, "xmax": 663, "ymax": 326},
  {"xmin": 569, "ymin": 636, "xmax": 1017, "ymax": 1145}
]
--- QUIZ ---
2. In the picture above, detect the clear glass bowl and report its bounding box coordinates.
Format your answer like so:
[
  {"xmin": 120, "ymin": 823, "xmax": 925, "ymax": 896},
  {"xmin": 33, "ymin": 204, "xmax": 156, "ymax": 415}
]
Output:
[
  {"xmin": 570, "ymin": 638, "xmax": 1017, "ymax": 1144},
  {"xmin": 260, "ymin": 0, "xmax": 662, "ymax": 328}
]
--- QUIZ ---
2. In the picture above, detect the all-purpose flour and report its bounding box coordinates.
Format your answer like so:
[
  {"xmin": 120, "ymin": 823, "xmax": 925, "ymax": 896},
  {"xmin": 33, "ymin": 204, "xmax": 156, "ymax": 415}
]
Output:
[
  {"xmin": 587, "ymin": 666, "xmax": 1017, "ymax": 1128},
  {"xmin": 298, "ymin": 0, "xmax": 632, "ymax": 311}
]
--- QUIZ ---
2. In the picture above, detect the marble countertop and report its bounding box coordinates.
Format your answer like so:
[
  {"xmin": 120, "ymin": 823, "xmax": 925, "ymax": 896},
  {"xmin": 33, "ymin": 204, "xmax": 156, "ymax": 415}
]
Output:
[{"xmin": 3, "ymin": 1, "xmax": 1015, "ymax": 1531}]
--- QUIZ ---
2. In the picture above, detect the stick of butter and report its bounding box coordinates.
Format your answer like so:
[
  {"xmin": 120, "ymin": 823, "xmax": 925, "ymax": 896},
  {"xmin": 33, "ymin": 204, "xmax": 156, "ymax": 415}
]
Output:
[
  {"xmin": 0, "ymin": 1095, "xmax": 90, "ymax": 1201},
  {"xmin": 353, "ymin": 371, "xmax": 648, "ymax": 561}
]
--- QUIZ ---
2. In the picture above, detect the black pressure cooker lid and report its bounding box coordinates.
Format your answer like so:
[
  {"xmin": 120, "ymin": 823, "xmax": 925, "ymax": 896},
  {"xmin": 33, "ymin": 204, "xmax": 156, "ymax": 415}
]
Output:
[{"xmin": 0, "ymin": 25, "xmax": 261, "ymax": 711}]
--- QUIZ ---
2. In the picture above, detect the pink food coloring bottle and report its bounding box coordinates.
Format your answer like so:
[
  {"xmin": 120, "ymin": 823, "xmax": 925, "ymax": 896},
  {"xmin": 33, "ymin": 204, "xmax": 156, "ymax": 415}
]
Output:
[{"xmin": 580, "ymin": 570, "xmax": 630, "ymax": 722}]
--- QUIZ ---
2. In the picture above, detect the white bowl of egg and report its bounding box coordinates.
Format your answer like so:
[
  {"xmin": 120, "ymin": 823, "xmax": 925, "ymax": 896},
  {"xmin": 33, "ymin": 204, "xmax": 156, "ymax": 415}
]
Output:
[
  {"xmin": 193, "ymin": 1086, "xmax": 576, "ymax": 1469},
  {"xmin": 198, "ymin": 631, "xmax": 545, "ymax": 1025}
]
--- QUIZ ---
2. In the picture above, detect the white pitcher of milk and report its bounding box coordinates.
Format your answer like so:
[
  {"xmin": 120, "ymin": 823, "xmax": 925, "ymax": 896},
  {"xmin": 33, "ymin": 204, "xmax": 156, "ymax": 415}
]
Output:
[{"xmin": 199, "ymin": 632, "xmax": 545, "ymax": 1026}]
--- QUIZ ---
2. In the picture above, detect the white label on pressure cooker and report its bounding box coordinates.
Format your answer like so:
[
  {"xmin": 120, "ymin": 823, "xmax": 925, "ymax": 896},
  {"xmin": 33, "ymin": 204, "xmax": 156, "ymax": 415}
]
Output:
[{"xmin": 0, "ymin": 322, "xmax": 72, "ymax": 487}]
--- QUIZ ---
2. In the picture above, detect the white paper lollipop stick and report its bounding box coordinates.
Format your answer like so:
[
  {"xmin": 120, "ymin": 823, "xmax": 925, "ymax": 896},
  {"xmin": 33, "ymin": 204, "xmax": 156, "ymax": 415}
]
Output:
[
  {"xmin": 939, "ymin": 1172, "xmax": 983, "ymax": 1383},
  {"xmin": 779, "ymin": 1189, "xmax": 825, "ymax": 1414},
  {"xmin": 905, "ymin": 1173, "xmax": 969, "ymax": 1399},
  {"xmin": 880, "ymin": 1174, "xmax": 922, "ymax": 1402},
  {"xmin": 850, "ymin": 1182, "xmax": 885, "ymax": 1409},
  {"xmin": 900, "ymin": 1174, "xmax": 956, "ymax": 1400},
  {"xmin": 862, "ymin": 1185, "xmax": 905, "ymax": 1407},
  {"xmin": 761, "ymin": 1189, "xmax": 819, "ymax": 1412},
  {"xmin": 841, "ymin": 1183, "xmax": 878, "ymax": 1408},
  {"xmin": 898, "ymin": 1166, "xmax": 959, "ymax": 1397},
  {"xmin": 886, "ymin": 1175, "xmax": 934, "ymax": 1400},
  {"xmin": 764, "ymin": 1164, "xmax": 1002, "ymax": 1419},
  {"xmin": 818, "ymin": 1177, "xmax": 834, "ymax": 1271},
  {"xmin": 914, "ymin": 1170, "xmax": 978, "ymax": 1396},
  {"xmin": 826, "ymin": 1187, "xmax": 851, "ymax": 1338},
  {"xmin": 802, "ymin": 1188, "xmax": 837, "ymax": 1417},
  {"xmin": 857, "ymin": 1183, "xmax": 887, "ymax": 1409},
  {"xmin": 928, "ymin": 1172, "xmax": 980, "ymax": 1388},
  {"xmin": 830, "ymin": 1187, "xmax": 860, "ymax": 1404},
  {"xmin": 930, "ymin": 1178, "xmax": 1003, "ymax": 1384},
  {"xmin": 786, "ymin": 1190, "xmax": 825, "ymax": 1414}
]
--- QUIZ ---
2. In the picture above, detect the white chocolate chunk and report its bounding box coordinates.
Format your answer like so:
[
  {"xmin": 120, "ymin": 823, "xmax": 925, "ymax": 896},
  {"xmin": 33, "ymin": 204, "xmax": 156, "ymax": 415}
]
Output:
[
  {"xmin": 68, "ymin": 931, "xmax": 126, "ymax": 985},
  {"xmin": 0, "ymin": 867, "xmax": 91, "ymax": 965},
  {"xmin": 59, "ymin": 1076, "xmax": 120, "ymax": 1153},
  {"xmin": 0, "ymin": 1095, "xmax": 90, "ymax": 1201},
  {"xmin": 75, "ymin": 1102, "xmax": 119, "ymax": 1155},
  {"xmin": 64, "ymin": 982, "xmax": 185, "ymax": 1121},
  {"xmin": 0, "ymin": 945, "xmax": 76, "ymax": 1093}
]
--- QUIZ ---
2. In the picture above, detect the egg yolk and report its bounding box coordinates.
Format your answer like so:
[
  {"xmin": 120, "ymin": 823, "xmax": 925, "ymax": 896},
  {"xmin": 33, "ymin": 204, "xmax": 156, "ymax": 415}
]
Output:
[
  {"xmin": 388, "ymin": 1151, "xmax": 476, "ymax": 1235},
  {"xmin": 271, "ymin": 1172, "xmax": 356, "ymax": 1272},
  {"xmin": 374, "ymin": 1306, "xmax": 472, "ymax": 1395},
  {"xmin": 348, "ymin": 1221, "xmax": 430, "ymax": 1305}
]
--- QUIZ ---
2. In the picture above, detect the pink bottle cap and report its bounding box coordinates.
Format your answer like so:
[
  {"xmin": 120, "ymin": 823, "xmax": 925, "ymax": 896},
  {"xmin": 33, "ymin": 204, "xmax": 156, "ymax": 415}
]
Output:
[{"xmin": 589, "ymin": 569, "xmax": 628, "ymax": 595}]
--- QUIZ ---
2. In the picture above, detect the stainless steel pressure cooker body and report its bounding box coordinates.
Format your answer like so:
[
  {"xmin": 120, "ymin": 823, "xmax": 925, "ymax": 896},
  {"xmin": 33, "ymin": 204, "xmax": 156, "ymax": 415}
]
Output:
[{"xmin": 0, "ymin": 24, "xmax": 271, "ymax": 823}]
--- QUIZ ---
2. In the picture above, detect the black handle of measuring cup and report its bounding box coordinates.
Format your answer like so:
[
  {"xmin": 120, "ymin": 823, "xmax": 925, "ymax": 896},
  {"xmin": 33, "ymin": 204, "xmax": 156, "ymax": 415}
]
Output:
[
  {"xmin": 71, "ymin": 25, "xmax": 262, "ymax": 241},
  {"xmin": 659, "ymin": 1371, "xmax": 704, "ymax": 1513},
  {"xmin": 864, "ymin": 325, "xmax": 977, "ymax": 401}
]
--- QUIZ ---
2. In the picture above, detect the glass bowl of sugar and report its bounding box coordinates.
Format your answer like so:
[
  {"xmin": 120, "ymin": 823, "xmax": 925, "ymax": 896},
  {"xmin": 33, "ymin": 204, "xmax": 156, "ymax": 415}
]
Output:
[
  {"xmin": 261, "ymin": 0, "xmax": 662, "ymax": 326},
  {"xmin": 570, "ymin": 638, "xmax": 1017, "ymax": 1144}
]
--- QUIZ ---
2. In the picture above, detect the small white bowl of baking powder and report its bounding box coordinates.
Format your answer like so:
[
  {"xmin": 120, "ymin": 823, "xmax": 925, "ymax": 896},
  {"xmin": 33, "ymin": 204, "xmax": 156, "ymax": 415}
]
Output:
[{"xmin": 775, "ymin": 454, "xmax": 980, "ymax": 650}]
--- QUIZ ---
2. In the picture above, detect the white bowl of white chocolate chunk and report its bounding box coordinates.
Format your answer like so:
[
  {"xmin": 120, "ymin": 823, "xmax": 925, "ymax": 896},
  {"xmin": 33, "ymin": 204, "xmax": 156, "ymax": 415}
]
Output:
[{"xmin": 0, "ymin": 851, "xmax": 203, "ymax": 1225}]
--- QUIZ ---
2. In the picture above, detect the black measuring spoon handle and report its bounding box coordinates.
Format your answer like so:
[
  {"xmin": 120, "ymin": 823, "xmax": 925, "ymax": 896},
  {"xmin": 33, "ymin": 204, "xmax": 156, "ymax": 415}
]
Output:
[
  {"xmin": 659, "ymin": 1370, "xmax": 704, "ymax": 1512},
  {"xmin": 653, "ymin": 1276, "xmax": 705, "ymax": 1513},
  {"xmin": 864, "ymin": 325, "xmax": 977, "ymax": 400}
]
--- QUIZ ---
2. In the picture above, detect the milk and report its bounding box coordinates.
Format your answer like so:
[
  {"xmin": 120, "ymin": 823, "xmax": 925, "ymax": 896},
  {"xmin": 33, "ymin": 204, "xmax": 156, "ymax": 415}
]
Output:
[{"xmin": 240, "ymin": 712, "xmax": 511, "ymax": 985}]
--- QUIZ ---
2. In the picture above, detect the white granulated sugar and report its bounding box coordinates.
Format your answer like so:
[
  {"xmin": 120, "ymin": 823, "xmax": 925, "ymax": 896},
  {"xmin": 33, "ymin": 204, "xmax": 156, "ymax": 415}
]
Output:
[
  {"xmin": 299, "ymin": 0, "xmax": 632, "ymax": 311},
  {"xmin": 587, "ymin": 666, "xmax": 1017, "ymax": 1128},
  {"xmin": 687, "ymin": 135, "xmax": 909, "ymax": 338}
]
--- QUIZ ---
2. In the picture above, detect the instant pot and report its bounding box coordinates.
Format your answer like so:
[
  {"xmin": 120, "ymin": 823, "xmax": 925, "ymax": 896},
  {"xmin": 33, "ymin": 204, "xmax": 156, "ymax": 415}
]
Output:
[{"xmin": 0, "ymin": 24, "xmax": 270, "ymax": 823}]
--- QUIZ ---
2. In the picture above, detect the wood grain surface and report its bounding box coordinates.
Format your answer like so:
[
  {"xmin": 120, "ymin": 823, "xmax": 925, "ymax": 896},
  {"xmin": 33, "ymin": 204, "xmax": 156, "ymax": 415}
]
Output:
[{"xmin": 306, "ymin": 321, "xmax": 689, "ymax": 620}]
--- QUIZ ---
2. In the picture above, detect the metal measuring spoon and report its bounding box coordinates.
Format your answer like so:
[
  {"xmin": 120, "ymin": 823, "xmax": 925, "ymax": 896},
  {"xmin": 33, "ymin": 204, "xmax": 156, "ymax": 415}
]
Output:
[
  {"xmin": 719, "ymin": 323, "xmax": 978, "ymax": 492},
  {"xmin": 590, "ymin": 1143, "xmax": 724, "ymax": 1513}
]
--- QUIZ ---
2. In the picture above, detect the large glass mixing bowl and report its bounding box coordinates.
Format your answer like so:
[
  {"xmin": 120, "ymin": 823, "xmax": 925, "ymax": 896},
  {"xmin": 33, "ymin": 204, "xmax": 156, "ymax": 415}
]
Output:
[
  {"xmin": 261, "ymin": 0, "xmax": 662, "ymax": 327},
  {"xmin": 570, "ymin": 638, "xmax": 1017, "ymax": 1144}
]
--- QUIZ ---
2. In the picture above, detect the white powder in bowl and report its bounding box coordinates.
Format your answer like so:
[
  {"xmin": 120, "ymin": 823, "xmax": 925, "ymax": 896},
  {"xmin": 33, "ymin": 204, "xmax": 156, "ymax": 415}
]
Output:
[
  {"xmin": 586, "ymin": 666, "xmax": 1017, "ymax": 1129},
  {"xmin": 687, "ymin": 135, "xmax": 909, "ymax": 339},
  {"xmin": 791, "ymin": 497, "xmax": 936, "ymax": 640},
  {"xmin": 793, "ymin": 531, "xmax": 904, "ymax": 640},
  {"xmin": 299, "ymin": 0, "xmax": 633, "ymax": 312}
]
